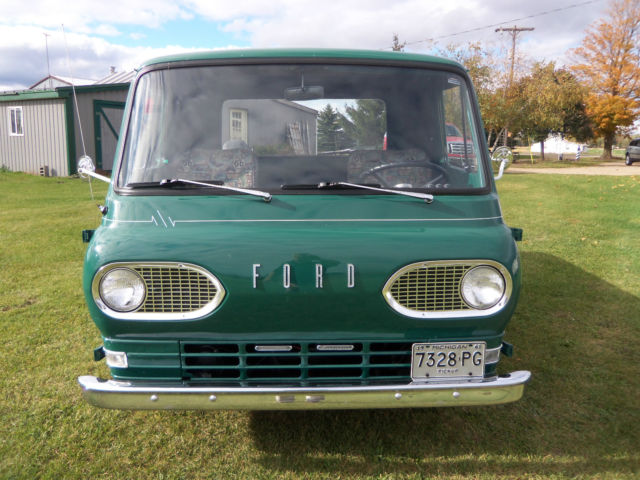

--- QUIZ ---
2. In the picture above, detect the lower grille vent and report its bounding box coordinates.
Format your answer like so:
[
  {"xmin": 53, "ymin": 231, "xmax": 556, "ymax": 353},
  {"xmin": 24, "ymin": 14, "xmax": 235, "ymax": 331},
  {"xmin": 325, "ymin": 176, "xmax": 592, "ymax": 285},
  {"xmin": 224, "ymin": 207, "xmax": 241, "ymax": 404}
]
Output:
[{"xmin": 181, "ymin": 342, "xmax": 412, "ymax": 385}]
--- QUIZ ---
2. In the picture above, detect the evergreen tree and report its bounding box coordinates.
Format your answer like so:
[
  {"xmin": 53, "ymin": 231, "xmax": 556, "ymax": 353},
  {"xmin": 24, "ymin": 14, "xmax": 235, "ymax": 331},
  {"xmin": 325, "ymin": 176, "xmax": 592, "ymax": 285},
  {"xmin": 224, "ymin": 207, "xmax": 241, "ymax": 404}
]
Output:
[
  {"xmin": 339, "ymin": 99, "xmax": 386, "ymax": 149},
  {"xmin": 317, "ymin": 104, "xmax": 343, "ymax": 152}
]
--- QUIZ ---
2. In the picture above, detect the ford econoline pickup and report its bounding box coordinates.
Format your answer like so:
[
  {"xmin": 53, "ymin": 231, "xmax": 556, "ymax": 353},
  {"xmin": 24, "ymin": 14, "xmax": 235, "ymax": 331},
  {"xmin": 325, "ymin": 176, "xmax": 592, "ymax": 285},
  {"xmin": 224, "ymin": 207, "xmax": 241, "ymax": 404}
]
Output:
[{"xmin": 78, "ymin": 49, "xmax": 530, "ymax": 410}]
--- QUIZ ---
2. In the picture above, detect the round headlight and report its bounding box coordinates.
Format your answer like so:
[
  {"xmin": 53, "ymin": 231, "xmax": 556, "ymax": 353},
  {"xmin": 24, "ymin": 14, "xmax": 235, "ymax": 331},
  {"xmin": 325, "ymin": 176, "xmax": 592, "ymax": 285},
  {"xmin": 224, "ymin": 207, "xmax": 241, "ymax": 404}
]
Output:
[
  {"xmin": 460, "ymin": 266, "xmax": 506, "ymax": 310},
  {"xmin": 99, "ymin": 268, "xmax": 146, "ymax": 312}
]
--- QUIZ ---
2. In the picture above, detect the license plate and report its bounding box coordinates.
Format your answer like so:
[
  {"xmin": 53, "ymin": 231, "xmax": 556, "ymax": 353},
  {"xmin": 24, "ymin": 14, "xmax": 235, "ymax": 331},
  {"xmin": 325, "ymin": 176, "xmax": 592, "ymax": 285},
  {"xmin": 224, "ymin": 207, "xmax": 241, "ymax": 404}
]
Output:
[{"xmin": 411, "ymin": 342, "xmax": 485, "ymax": 381}]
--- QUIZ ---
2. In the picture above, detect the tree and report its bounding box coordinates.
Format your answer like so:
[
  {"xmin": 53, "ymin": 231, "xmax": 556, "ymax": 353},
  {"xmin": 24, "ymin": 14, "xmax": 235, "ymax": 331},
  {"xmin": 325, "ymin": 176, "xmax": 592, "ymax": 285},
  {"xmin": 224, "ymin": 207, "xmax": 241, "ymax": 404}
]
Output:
[
  {"xmin": 317, "ymin": 104, "xmax": 344, "ymax": 152},
  {"xmin": 516, "ymin": 62, "xmax": 590, "ymax": 160},
  {"xmin": 339, "ymin": 99, "xmax": 387, "ymax": 149},
  {"xmin": 571, "ymin": 0, "xmax": 640, "ymax": 159},
  {"xmin": 391, "ymin": 33, "xmax": 406, "ymax": 52},
  {"xmin": 438, "ymin": 42, "xmax": 514, "ymax": 148}
]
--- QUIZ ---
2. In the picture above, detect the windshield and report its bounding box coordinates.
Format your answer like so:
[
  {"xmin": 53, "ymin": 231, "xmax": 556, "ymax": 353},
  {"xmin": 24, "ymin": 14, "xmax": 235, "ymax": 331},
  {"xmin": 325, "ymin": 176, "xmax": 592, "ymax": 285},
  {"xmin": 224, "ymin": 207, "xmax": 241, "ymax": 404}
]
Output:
[{"xmin": 118, "ymin": 63, "xmax": 487, "ymax": 193}]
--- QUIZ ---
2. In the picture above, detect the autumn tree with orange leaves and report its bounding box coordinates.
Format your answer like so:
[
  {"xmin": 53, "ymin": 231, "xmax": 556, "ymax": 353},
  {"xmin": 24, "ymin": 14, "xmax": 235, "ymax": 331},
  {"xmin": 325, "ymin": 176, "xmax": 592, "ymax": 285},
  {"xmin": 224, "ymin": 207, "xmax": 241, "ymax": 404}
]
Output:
[{"xmin": 572, "ymin": 0, "xmax": 640, "ymax": 159}]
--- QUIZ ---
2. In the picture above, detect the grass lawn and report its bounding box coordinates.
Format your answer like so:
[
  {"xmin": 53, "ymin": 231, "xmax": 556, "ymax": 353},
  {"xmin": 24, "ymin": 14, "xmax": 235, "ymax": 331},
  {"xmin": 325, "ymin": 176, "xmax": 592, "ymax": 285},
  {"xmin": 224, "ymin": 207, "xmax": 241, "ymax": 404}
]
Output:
[{"xmin": 1, "ymin": 171, "xmax": 639, "ymax": 479}]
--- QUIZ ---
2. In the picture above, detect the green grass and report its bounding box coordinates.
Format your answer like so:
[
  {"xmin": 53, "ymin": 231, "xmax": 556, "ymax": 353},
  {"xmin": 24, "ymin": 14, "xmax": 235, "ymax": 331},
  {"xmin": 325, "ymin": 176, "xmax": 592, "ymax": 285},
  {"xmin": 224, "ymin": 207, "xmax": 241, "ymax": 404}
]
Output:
[{"xmin": 1, "ymin": 171, "xmax": 639, "ymax": 479}]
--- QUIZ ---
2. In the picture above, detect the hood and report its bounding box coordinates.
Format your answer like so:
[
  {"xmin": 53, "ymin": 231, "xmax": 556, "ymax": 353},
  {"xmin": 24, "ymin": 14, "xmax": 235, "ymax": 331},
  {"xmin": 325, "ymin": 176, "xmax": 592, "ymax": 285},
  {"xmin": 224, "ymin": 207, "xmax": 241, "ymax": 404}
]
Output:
[{"xmin": 84, "ymin": 192, "xmax": 519, "ymax": 340}]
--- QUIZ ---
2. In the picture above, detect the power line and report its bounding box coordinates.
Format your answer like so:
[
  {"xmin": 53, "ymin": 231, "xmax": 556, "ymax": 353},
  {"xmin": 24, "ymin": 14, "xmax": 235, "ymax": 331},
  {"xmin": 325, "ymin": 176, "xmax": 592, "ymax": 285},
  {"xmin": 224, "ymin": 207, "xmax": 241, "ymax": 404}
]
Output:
[{"xmin": 392, "ymin": 0, "xmax": 602, "ymax": 48}]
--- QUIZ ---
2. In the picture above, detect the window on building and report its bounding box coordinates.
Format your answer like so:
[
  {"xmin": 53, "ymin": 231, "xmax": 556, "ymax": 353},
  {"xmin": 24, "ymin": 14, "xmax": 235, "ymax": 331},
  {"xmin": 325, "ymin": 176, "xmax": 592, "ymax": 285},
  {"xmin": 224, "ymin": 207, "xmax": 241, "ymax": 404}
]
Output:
[
  {"xmin": 8, "ymin": 107, "xmax": 23, "ymax": 136},
  {"xmin": 229, "ymin": 108, "xmax": 248, "ymax": 143}
]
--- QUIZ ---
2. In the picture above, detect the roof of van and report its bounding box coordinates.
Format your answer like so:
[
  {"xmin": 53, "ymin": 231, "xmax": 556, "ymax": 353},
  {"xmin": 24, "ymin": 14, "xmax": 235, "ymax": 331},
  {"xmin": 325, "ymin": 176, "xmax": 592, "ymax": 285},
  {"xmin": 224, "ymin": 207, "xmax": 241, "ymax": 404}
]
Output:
[{"xmin": 140, "ymin": 48, "xmax": 463, "ymax": 69}]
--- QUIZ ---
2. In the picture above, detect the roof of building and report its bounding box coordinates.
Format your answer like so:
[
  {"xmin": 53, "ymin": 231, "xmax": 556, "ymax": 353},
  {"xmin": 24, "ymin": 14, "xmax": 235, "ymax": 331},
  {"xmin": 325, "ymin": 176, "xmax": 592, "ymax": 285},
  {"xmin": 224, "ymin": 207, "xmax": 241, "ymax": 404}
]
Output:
[
  {"xmin": 29, "ymin": 75, "xmax": 96, "ymax": 90},
  {"xmin": 96, "ymin": 70, "xmax": 136, "ymax": 85}
]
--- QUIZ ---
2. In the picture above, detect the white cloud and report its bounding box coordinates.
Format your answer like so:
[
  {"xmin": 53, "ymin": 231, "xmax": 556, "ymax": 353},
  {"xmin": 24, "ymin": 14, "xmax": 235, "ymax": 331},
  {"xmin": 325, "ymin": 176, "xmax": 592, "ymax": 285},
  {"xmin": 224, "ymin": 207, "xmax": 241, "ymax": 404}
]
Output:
[
  {"xmin": 0, "ymin": 24, "xmax": 199, "ymax": 89},
  {"xmin": 93, "ymin": 25, "xmax": 122, "ymax": 37},
  {"xmin": 0, "ymin": 0, "xmax": 613, "ymax": 91},
  {"xmin": 2, "ymin": 0, "xmax": 192, "ymax": 31}
]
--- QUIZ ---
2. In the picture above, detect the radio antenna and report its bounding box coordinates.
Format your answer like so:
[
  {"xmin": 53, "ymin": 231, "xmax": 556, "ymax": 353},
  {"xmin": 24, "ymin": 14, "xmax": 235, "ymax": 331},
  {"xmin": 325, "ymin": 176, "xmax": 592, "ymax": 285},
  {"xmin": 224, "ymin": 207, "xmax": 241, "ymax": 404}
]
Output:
[{"xmin": 62, "ymin": 24, "xmax": 95, "ymax": 198}]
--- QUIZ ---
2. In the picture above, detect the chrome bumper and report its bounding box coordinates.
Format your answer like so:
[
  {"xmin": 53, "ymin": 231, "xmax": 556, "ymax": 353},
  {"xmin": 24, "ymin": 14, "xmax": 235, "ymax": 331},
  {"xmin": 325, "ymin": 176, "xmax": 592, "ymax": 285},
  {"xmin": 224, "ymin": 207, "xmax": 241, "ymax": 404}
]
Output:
[{"xmin": 78, "ymin": 371, "xmax": 531, "ymax": 410}]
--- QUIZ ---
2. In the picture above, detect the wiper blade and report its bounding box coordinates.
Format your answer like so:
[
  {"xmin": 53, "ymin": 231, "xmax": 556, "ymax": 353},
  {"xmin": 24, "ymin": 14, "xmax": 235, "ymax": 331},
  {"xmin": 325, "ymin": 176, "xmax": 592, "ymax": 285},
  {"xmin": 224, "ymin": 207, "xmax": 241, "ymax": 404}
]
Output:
[
  {"xmin": 281, "ymin": 182, "xmax": 381, "ymax": 190},
  {"xmin": 127, "ymin": 180, "xmax": 224, "ymax": 188},
  {"xmin": 319, "ymin": 182, "xmax": 433, "ymax": 203},
  {"xmin": 160, "ymin": 178, "xmax": 271, "ymax": 202}
]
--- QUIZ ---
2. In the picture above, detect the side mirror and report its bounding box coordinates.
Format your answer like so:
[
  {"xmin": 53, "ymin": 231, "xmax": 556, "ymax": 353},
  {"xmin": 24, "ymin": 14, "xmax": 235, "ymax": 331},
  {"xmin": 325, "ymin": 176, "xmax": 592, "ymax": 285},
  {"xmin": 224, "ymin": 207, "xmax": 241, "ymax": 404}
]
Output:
[
  {"xmin": 77, "ymin": 155, "xmax": 111, "ymax": 184},
  {"xmin": 491, "ymin": 146, "xmax": 513, "ymax": 180},
  {"xmin": 77, "ymin": 155, "xmax": 96, "ymax": 178}
]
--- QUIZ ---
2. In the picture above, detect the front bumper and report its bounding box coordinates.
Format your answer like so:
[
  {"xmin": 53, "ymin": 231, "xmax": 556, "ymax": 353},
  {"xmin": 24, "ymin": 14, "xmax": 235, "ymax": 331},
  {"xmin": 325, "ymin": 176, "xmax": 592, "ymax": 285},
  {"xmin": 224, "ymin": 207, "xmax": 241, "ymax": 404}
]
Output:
[{"xmin": 78, "ymin": 371, "xmax": 531, "ymax": 410}]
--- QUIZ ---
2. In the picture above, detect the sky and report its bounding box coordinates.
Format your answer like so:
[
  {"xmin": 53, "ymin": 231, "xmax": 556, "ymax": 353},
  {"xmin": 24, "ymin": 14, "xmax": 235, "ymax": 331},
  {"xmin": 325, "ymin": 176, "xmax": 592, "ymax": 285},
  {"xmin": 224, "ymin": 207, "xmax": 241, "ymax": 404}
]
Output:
[{"xmin": 0, "ymin": 0, "xmax": 611, "ymax": 91}]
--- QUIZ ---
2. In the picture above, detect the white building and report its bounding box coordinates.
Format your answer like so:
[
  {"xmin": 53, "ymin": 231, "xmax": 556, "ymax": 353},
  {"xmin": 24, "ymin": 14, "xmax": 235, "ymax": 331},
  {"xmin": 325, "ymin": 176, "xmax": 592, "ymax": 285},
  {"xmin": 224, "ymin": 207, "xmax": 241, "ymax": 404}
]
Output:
[{"xmin": 530, "ymin": 134, "xmax": 587, "ymax": 155}]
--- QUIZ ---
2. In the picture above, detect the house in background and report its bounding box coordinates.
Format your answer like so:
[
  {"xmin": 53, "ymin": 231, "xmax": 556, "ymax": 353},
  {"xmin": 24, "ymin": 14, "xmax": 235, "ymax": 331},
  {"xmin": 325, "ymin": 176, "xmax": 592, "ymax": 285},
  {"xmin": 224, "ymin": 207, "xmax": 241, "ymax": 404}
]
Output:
[
  {"xmin": 530, "ymin": 134, "xmax": 588, "ymax": 156},
  {"xmin": 0, "ymin": 69, "xmax": 134, "ymax": 177},
  {"xmin": 1, "ymin": 72, "xmax": 319, "ymax": 177},
  {"xmin": 222, "ymin": 99, "xmax": 317, "ymax": 155}
]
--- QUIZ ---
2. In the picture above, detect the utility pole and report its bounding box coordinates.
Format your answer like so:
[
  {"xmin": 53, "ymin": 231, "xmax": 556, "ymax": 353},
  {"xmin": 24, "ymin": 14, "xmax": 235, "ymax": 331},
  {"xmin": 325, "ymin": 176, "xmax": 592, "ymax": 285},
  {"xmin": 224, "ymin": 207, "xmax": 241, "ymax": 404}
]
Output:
[{"xmin": 494, "ymin": 25, "xmax": 534, "ymax": 146}]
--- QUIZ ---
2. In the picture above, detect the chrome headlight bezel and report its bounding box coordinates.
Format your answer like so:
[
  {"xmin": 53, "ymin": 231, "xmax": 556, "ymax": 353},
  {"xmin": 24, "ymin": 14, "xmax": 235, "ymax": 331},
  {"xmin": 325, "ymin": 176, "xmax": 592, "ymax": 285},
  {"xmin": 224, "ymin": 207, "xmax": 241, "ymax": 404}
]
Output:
[
  {"xmin": 460, "ymin": 265, "xmax": 506, "ymax": 310},
  {"xmin": 98, "ymin": 267, "xmax": 146, "ymax": 313},
  {"xmin": 92, "ymin": 262, "xmax": 226, "ymax": 320},
  {"xmin": 382, "ymin": 260, "xmax": 513, "ymax": 318}
]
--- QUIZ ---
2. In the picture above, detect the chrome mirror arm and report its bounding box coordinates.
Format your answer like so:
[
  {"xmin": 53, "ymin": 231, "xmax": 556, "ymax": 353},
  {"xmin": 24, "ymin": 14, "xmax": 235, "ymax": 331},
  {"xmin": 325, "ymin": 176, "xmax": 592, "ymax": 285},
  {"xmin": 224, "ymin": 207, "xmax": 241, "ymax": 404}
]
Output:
[{"xmin": 78, "ymin": 168, "xmax": 112, "ymax": 184}]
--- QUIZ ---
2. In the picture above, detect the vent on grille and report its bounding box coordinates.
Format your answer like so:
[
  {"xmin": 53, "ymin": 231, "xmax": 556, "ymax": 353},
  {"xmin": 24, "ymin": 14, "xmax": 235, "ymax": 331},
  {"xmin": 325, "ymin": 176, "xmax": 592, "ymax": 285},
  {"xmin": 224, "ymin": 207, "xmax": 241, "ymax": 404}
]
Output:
[
  {"xmin": 93, "ymin": 262, "xmax": 225, "ymax": 320},
  {"xmin": 134, "ymin": 266, "xmax": 218, "ymax": 313},
  {"xmin": 390, "ymin": 264, "xmax": 470, "ymax": 312},
  {"xmin": 181, "ymin": 342, "xmax": 413, "ymax": 385},
  {"xmin": 383, "ymin": 261, "xmax": 477, "ymax": 318}
]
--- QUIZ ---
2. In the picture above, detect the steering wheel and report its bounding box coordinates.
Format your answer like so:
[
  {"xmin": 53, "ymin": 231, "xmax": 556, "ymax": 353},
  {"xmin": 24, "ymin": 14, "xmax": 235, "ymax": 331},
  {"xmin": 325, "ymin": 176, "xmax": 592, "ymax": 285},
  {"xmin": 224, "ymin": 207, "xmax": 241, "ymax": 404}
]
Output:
[{"xmin": 357, "ymin": 161, "xmax": 450, "ymax": 188}]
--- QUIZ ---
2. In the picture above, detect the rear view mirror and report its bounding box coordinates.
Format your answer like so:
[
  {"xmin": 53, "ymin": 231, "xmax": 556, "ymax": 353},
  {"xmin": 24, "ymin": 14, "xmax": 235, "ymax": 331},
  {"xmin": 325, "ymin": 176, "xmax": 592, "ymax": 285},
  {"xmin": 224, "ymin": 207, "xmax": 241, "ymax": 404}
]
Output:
[{"xmin": 284, "ymin": 85, "xmax": 324, "ymax": 101}]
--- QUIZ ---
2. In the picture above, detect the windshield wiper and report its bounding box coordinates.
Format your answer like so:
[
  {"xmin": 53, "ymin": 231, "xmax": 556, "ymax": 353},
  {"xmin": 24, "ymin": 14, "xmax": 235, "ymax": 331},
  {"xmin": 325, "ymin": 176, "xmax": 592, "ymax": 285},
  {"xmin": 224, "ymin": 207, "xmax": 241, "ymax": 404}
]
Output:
[
  {"xmin": 159, "ymin": 178, "xmax": 272, "ymax": 202},
  {"xmin": 317, "ymin": 181, "xmax": 433, "ymax": 203},
  {"xmin": 127, "ymin": 180, "xmax": 224, "ymax": 188},
  {"xmin": 281, "ymin": 182, "xmax": 381, "ymax": 190}
]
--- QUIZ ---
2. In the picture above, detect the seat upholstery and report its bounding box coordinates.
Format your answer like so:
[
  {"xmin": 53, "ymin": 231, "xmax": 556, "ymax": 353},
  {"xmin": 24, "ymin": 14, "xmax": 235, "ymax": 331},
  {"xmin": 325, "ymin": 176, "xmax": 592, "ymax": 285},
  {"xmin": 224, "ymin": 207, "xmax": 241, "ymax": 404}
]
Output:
[{"xmin": 207, "ymin": 148, "xmax": 256, "ymax": 188}]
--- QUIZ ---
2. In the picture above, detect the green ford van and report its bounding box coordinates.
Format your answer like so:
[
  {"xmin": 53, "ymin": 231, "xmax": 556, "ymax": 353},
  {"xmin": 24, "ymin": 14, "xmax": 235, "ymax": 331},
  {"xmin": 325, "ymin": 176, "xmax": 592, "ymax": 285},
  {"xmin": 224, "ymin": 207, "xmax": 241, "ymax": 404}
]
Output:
[{"xmin": 78, "ymin": 49, "xmax": 530, "ymax": 410}]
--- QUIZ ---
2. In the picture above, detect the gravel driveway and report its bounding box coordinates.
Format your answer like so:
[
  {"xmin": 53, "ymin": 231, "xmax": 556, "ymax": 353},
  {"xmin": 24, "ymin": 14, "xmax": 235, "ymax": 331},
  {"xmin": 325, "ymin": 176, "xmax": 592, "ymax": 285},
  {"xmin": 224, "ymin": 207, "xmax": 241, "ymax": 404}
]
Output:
[{"xmin": 507, "ymin": 163, "xmax": 640, "ymax": 176}]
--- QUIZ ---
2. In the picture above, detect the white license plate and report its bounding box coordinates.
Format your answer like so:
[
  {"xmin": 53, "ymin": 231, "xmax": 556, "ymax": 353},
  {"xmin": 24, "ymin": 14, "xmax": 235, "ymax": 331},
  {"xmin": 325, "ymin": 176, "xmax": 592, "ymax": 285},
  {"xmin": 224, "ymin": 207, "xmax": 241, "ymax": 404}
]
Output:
[{"xmin": 411, "ymin": 342, "xmax": 485, "ymax": 380}]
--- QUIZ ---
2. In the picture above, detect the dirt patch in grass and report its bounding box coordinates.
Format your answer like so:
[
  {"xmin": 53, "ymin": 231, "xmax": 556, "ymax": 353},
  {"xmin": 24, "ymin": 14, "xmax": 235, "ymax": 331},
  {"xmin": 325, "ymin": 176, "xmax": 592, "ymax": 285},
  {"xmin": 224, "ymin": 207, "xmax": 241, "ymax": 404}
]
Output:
[{"xmin": 508, "ymin": 163, "xmax": 639, "ymax": 176}]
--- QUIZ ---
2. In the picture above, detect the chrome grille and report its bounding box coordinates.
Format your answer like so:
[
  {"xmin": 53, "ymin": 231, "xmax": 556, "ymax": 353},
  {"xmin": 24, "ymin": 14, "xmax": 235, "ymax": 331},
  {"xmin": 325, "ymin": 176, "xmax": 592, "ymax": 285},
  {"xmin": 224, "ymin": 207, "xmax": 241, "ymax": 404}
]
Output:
[
  {"xmin": 389, "ymin": 264, "xmax": 471, "ymax": 312},
  {"xmin": 134, "ymin": 266, "xmax": 218, "ymax": 313},
  {"xmin": 448, "ymin": 142, "xmax": 474, "ymax": 155}
]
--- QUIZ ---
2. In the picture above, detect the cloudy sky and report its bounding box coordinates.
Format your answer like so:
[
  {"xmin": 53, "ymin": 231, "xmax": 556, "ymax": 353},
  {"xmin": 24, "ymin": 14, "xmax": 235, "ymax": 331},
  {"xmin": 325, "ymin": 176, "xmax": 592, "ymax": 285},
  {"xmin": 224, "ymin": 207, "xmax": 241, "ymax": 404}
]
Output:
[{"xmin": 0, "ymin": 0, "xmax": 610, "ymax": 91}]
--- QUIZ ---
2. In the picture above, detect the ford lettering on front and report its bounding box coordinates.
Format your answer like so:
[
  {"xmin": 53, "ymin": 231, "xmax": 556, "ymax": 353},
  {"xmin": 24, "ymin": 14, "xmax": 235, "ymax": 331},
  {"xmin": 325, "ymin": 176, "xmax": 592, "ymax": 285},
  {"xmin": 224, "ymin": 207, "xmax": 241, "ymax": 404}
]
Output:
[{"xmin": 78, "ymin": 49, "xmax": 530, "ymax": 410}]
